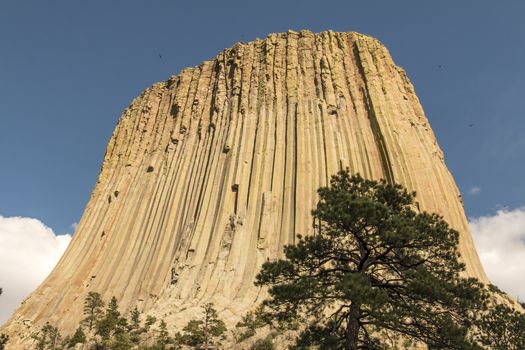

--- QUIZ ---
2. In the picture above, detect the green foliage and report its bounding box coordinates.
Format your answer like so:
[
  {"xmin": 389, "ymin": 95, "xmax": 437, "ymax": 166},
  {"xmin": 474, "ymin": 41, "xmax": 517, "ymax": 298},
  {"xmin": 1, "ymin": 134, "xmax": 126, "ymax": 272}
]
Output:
[
  {"xmin": 18, "ymin": 295, "xmax": 183, "ymax": 350},
  {"xmin": 488, "ymin": 283, "xmax": 504, "ymax": 295},
  {"xmin": 236, "ymin": 306, "xmax": 267, "ymax": 342},
  {"xmin": 32, "ymin": 322, "xmax": 62, "ymax": 350},
  {"xmin": 92, "ymin": 295, "xmax": 135, "ymax": 350},
  {"xmin": 126, "ymin": 307, "xmax": 143, "ymax": 344},
  {"xmin": 95, "ymin": 317, "xmax": 114, "ymax": 340},
  {"xmin": 107, "ymin": 297, "xmax": 121, "ymax": 321},
  {"xmin": 180, "ymin": 303, "xmax": 226, "ymax": 349},
  {"xmin": 473, "ymin": 304, "xmax": 525, "ymax": 350},
  {"xmin": 152, "ymin": 320, "xmax": 176, "ymax": 350},
  {"xmin": 236, "ymin": 327, "xmax": 255, "ymax": 342},
  {"xmin": 180, "ymin": 320, "xmax": 205, "ymax": 346},
  {"xmin": 0, "ymin": 333, "xmax": 8, "ymax": 350},
  {"xmin": 255, "ymin": 170, "xmax": 488, "ymax": 349},
  {"xmin": 130, "ymin": 306, "xmax": 141, "ymax": 330},
  {"xmin": 108, "ymin": 331, "xmax": 135, "ymax": 350},
  {"xmin": 67, "ymin": 327, "xmax": 86, "ymax": 347},
  {"xmin": 251, "ymin": 336, "xmax": 274, "ymax": 350},
  {"xmin": 83, "ymin": 291, "xmax": 105, "ymax": 331},
  {"xmin": 143, "ymin": 315, "xmax": 157, "ymax": 332},
  {"xmin": 95, "ymin": 296, "xmax": 124, "ymax": 339}
]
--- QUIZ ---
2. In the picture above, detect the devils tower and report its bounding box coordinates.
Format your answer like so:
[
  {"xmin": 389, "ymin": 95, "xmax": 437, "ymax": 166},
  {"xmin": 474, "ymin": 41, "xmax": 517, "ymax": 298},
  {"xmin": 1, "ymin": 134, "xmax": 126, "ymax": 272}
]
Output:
[{"xmin": 1, "ymin": 30, "xmax": 489, "ymax": 347}]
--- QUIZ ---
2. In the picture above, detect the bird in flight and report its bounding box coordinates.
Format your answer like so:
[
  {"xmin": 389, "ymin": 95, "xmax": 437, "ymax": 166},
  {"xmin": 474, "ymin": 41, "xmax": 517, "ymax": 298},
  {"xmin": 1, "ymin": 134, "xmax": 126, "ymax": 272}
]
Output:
[
  {"xmin": 159, "ymin": 54, "xmax": 162, "ymax": 59},
  {"xmin": 468, "ymin": 123, "xmax": 475, "ymax": 127}
]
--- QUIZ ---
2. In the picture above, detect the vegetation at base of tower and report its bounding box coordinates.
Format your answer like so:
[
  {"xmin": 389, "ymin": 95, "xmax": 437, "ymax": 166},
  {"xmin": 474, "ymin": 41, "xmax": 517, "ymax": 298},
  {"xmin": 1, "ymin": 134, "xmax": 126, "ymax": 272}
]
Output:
[
  {"xmin": 233, "ymin": 307, "xmax": 276, "ymax": 349},
  {"xmin": 250, "ymin": 335, "xmax": 275, "ymax": 350},
  {"xmin": 83, "ymin": 291, "xmax": 105, "ymax": 331},
  {"xmin": 177, "ymin": 303, "xmax": 227, "ymax": 349},
  {"xmin": 234, "ymin": 306, "xmax": 268, "ymax": 342},
  {"xmin": 25, "ymin": 293, "xmax": 227, "ymax": 349},
  {"xmin": 473, "ymin": 304, "xmax": 525, "ymax": 350},
  {"xmin": 0, "ymin": 334, "xmax": 7, "ymax": 350},
  {"xmin": 254, "ymin": 170, "xmax": 525, "ymax": 350},
  {"xmin": 67, "ymin": 327, "xmax": 86, "ymax": 348},
  {"xmin": 32, "ymin": 323, "xmax": 62, "ymax": 350}
]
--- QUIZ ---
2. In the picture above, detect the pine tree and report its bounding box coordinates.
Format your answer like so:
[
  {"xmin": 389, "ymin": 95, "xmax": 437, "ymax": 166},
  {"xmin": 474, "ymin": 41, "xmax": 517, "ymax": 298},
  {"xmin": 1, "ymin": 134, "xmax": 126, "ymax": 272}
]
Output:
[
  {"xmin": 255, "ymin": 170, "xmax": 488, "ymax": 349},
  {"xmin": 130, "ymin": 306, "xmax": 141, "ymax": 331},
  {"xmin": 128, "ymin": 306, "xmax": 143, "ymax": 344},
  {"xmin": 67, "ymin": 327, "xmax": 86, "ymax": 347},
  {"xmin": 155, "ymin": 320, "xmax": 171, "ymax": 350},
  {"xmin": 32, "ymin": 323, "xmax": 61, "ymax": 350},
  {"xmin": 96, "ymin": 296, "xmax": 121, "ymax": 339},
  {"xmin": 473, "ymin": 303, "xmax": 525, "ymax": 350},
  {"xmin": 142, "ymin": 315, "xmax": 157, "ymax": 334},
  {"xmin": 202, "ymin": 303, "xmax": 226, "ymax": 349},
  {"xmin": 83, "ymin": 291, "xmax": 104, "ymax": 331},
  {"xmin": 180, "ymin": 303, "xmax": 226, "ymax": 349},
  {"xmin": 235, "ymin": 306, "xmax": 267, "ymax": 342}
]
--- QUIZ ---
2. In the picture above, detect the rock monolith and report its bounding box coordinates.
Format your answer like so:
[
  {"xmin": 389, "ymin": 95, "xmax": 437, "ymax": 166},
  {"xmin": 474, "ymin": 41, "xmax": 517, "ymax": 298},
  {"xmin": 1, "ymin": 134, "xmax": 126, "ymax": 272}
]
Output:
[{"xmin": 1, "ymin": 30, "xmax": 488, "ymax": 348}]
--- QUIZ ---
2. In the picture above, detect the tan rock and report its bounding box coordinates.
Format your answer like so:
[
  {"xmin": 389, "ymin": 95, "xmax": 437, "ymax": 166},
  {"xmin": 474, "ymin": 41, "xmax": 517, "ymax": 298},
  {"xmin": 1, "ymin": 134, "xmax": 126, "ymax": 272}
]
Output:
[{"xmin": 1, "ymin": 30, "xmax": 488, "ymax": 348}]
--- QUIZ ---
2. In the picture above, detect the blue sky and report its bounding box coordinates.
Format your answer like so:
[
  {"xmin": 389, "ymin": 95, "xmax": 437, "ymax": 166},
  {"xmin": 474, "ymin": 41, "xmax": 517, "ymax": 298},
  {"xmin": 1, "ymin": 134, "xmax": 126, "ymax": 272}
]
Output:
[{"xmin": 1, "ymin": 0, "xmax": 524, "ymax": 233}]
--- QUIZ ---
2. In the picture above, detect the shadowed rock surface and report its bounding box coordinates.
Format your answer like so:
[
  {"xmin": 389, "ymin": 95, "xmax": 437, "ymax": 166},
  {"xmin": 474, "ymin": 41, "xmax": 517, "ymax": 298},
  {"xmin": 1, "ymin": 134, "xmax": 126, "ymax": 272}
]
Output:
[{"xmin": 1, "ymin": 30, "xmax": 488, "ymax": 348}]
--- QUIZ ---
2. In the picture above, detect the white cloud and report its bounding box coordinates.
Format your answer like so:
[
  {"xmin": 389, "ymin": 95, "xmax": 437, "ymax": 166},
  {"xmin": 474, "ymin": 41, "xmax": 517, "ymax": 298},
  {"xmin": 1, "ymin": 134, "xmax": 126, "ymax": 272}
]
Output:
[
  {"xmin": 467, "ymin": 186, "xmax": 481, "ymax": 195},
  {"xmin": 469, "ymin": 208, "xmax": 525, "ymax": 302},
  {"xmin": 0, "ymin": 215, "xmax": 71, "ymax": 325}
]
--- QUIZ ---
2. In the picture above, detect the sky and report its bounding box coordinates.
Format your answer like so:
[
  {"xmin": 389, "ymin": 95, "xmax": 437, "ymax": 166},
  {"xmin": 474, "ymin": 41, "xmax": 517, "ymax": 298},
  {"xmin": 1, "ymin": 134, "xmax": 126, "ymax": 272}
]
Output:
[{"xmin": 1, "ymin": 0, "xmax": 524, "ymax": 323}]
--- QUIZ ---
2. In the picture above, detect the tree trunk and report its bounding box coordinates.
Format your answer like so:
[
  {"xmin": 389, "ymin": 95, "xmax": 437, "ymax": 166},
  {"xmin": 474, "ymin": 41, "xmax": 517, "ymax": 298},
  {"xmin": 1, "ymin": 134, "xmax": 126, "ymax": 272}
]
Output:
[{"xmin": 346, "ymin": 303, "xmax": 360, "ymax": 350}]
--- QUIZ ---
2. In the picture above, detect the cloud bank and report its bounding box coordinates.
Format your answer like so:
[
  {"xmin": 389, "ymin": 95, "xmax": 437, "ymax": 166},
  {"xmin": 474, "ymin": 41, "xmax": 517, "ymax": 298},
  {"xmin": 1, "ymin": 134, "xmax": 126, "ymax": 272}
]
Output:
[
  {"xmin": 0, "ymin": 215, "xmax": 71, "ymax": 325},
  {"xmin": 470, "ymin": 208, "xmax": 525, "ymax": 302}
]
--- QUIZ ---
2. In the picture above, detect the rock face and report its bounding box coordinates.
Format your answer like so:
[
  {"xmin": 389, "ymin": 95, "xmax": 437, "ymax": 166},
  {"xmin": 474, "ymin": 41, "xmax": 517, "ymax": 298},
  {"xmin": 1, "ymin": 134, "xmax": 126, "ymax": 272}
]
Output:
[{"xmin": 2, "ymin": 30, "xmax": 488, "ymax": 347}]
